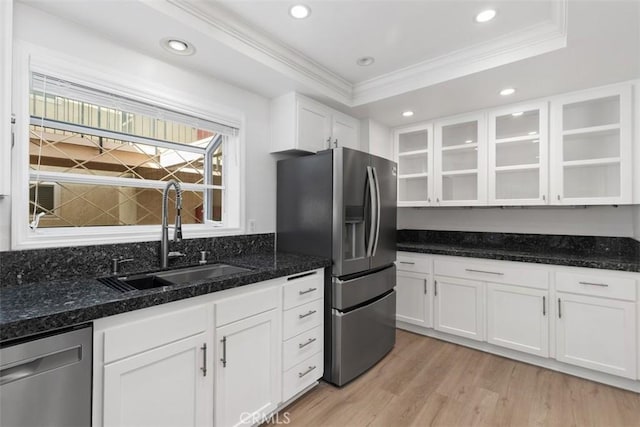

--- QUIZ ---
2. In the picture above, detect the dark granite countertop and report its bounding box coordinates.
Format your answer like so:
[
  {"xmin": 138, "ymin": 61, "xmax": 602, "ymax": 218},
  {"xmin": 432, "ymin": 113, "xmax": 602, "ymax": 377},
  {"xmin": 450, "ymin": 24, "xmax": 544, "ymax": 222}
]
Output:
[
  {"xmin": 397, "ymin": 230, "xmax": 640, "ymax": 273},
  {"xmin": 0, "ymin": 252, "xmax": 330, "ymax": 343}
]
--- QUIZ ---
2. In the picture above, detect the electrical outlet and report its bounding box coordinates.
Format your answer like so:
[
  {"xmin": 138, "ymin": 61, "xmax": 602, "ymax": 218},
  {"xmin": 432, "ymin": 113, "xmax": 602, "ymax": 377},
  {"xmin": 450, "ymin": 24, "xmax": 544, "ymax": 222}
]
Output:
[{"xmin": 248, "ymin": 219, "xmax": 256, "ymax": 233}]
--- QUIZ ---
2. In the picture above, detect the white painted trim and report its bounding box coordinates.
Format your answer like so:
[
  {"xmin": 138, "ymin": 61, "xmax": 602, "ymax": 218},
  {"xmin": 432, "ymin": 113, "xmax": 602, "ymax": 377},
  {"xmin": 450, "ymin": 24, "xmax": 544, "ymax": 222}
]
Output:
[
  {"xmin": 0, "ymin": 0, "xmax": 12, "ymax": 197},
  {"xmin": 11, "ymin": 42, "xmax": 246, "ymax": 250},
  {"xmin": 28, "ymin": 171, "xmax": 224, "ymax": 191},
  {"xmin": 143, "ymin": 0, "xmax": 567, "ymax": 108},
  {"xmin": 146, "ymin": 0, "xmax": 352, "ymax": 105},
  {"xmin": 351, "ymin": 10, "xmax": 568, "ymax": 105}
]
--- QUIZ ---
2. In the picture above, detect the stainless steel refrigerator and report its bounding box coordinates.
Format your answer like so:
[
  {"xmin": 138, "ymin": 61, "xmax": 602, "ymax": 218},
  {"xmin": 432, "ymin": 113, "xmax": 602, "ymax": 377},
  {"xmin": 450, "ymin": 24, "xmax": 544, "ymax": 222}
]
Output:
[{"xmin": 277, "ymin": 147, "xmax": 397, "ymax": 386}]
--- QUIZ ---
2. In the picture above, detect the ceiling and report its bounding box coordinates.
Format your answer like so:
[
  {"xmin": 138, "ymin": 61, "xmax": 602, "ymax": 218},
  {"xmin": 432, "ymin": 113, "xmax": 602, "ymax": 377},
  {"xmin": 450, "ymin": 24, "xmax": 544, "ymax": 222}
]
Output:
[{"xmin": 17, "ymin": 0, "xmax": 640, "ymax": 127}]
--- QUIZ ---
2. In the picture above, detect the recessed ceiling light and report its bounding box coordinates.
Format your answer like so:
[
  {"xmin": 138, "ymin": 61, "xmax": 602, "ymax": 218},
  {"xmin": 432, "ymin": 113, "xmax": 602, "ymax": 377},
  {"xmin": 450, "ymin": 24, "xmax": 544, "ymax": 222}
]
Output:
[
  {"xmin": 402, "ymin": 111, "xmax": 414, "ymax": 117},
  {"xmin": 161, "ymin": 38, "xmax": 195, "ymax": 56},
  {"xmin": 475, "ymin": 9, "xmax": 497, "ymax": 23},
  {"xmin": 289, "ymin": 4, "xmax": 311, "ymax": 19},
  {"xmin": 511, "ymin": 111, "xmax": 524, "ymax": 117},
  {"xmin": 356, "ymin": 56, "xmax": 375, "ymax": 66},
  {"xmin": 500, "ymin": 88, "xmax": 516, "ymax": 96}
]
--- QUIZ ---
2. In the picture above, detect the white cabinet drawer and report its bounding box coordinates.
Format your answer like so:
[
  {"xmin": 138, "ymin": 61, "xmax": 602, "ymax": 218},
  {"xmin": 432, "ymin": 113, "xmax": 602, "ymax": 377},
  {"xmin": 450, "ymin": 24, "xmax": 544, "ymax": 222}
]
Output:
[
  {"xmin": 282, "ymin": 326, "xmax": 323, "ymax": 371},
  {"xmin": 397, "ymin": 252, "xmax": 431, "ymax": 274},
  {"xmin": 282, "ymin": 351, "xmax": 323, "ymax": 402},
  {"xmin": 283, "ymin": 270, "xmax": 323, "ymax": 310},
  {"xmin": 556, "ymin": 271, "xmax": 637, "ymax": 301},
  {"xmin": 434, "ymin": 258, "xmax": 549, "ymax": 289},
  {"xmin": 283, "ymin": 299, "xmax": 323, "ymax": 340},
  {"xmin": 104, "ymin": 305, "xmax": 207, "ymax": 364},
  {"xmin": 216, "ymin": 286, "xmax": 279, "ymax": 327}
]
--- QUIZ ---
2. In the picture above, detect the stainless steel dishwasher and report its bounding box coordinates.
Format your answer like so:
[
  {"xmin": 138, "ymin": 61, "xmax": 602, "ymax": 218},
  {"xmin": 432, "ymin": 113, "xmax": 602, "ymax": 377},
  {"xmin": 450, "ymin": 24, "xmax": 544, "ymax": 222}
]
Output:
[{"xmin": 0, "ymin": 324, "xmax": 92, "ymax": 427}]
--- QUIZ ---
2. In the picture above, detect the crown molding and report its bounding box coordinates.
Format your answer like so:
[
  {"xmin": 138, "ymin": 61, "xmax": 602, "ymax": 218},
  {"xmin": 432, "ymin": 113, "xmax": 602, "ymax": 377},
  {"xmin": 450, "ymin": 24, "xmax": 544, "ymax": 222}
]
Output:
[
  {"xmin": 351, "ymin": 0, "xmax": 568, "ymax": 106},
  {"xmin": 146, "ymin": 0, "xmax": 353, "ymax": 104},
  {"xmin": 145, "ymin": 0, "xmax": 568, "ymax": 108}
]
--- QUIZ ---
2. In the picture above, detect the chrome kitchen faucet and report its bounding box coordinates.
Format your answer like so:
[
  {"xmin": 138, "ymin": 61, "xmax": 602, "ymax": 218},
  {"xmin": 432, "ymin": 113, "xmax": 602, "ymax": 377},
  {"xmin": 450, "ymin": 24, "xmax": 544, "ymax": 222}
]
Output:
[{"xmin": 160, "ymin": 180, "xmax": 185, "ymax": 268}]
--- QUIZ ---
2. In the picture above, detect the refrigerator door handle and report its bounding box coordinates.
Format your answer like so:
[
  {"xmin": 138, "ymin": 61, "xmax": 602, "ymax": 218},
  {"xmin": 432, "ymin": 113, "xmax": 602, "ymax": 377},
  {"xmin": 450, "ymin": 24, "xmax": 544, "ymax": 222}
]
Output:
[
  {"xmin": 371, "ymin": 166, "xmax": 381, "ymax": 256},
  {"xmin": 365, "ymin": 166, "xmax": 377, "ymax": 257}
]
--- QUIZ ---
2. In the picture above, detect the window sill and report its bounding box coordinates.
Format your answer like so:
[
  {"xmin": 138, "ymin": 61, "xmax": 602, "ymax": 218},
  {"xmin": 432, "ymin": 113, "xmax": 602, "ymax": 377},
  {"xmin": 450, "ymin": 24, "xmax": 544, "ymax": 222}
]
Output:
[{"xmin": 12, "ymin": 224, "xmax": 245, "ymax": 250}]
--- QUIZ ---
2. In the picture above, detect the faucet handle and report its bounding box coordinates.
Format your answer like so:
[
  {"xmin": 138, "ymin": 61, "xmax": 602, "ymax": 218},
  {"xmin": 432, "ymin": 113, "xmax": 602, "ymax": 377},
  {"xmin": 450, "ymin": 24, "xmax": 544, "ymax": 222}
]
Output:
[
  {"xmin": 111, "ymin": 257, "xmax": 134, "ymax": 275},
  {"xmin": 199, "ymin": 251, "xmax": 210, "ymax": 265}
]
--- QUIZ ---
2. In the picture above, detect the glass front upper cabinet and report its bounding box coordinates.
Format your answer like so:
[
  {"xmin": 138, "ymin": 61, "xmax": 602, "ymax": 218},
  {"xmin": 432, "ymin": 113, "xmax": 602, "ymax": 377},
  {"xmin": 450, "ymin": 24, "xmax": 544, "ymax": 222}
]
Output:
[
  {"xmin": 396, "ymin": 124, "xmax": 433, "ymax": 206},
  {"xmin": 434, "ymin": 113, "xmax": 486, "ymax": 206},
  {"xmin": 550, "ymin": 85, "xmax": 632, "ymax": 205},
  {"xmin": 488, "ymin": 102, "xmax": 548, "ymax": 205}
]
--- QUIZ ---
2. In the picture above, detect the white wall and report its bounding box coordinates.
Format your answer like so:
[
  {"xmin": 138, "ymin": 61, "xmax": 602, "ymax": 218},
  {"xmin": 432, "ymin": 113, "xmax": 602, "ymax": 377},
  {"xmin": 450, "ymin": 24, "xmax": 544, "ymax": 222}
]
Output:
[
  {"xmin": 360, "ymin": 118, "xmax": 393, "ymax": 160},
  {"xmin": 399, "ymin": 206, "xmax": 636, "ymax": 237},
  {"xmin": 0, "ymin": 4, "xmax": 277, "ymax": 250}
]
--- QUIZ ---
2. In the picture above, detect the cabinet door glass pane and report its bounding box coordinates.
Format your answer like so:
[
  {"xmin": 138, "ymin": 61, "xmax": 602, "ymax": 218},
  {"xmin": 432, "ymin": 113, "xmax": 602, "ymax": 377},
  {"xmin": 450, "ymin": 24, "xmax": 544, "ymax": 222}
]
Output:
[
  {"xmin": 496, "ymin": 110, "xmax": 539, "ymax": 139},
  {"xmin": 442, "ymin": 174, "xmax": 477, "ymax": 201},
  {"xmin": 399, "ymin": 153, "xmax": 428, "ymax": 175},
  {"xmin": 399, "ymin": 130, "xmax": 428, "ymax": 153},
  {"xmin": 442, "ymin": 122, "xmax": 477, "ymax": 147},
  {"xmin": 496, "ymin": 169, "xmax": 539, "ymax": 199},
  {"xmin": 399, "ymin": 177, "xmax": 428, "ymax": 202},
  {"xmin": 442, "ymin": 148, "xmax": 477, "ymax": 171},
  {"xmin": 563, "ymin": 129, "xmax": 620, "ymax": 161},
  {"xmin": 496, "ymin": 139, "xmax": 540, "ymax": 167},
  {"xmin": 563, "ymin": 96, "xmax": 620, "ymax": 130},
  {"xmin": 564, "ymin": 163, "xmax": 620, "ymax": 198}
]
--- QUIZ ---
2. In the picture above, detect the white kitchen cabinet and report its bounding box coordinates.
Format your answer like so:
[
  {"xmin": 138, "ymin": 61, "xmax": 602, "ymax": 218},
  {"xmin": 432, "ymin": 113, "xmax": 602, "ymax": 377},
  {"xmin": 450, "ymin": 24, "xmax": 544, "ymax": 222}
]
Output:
[
  {"xmin": 488, "ymin": 102, "xmax": 549, "ymax": 205},
  {"xmin": 433, "ymin": 276, "xmax": 484, "ymax": 341},
  {"xmin": 486, "ymin": 283, "xmax": 549, "ymax": 357},
  {"xmin": 550, "ymin": 84, "xmax": 633, "ymax": 205},
  {"xmin": 395, "ymin": 124, "xmax": 433, "ymax": 206},
  {"xmin": 270, "ymin": 92, "xmax": 359, "ymax": 153},
  {"xmin": 103, "ymin": 333, "xmax": 211, "ymax": 427},
  {"xmin": 434, "ymin": 113, "xmax": 487, "ymax": 206},
  {"xmin": 215, "ymin": 293, "xmax": 281, "ymax": 427},
  {"xmin": 397, "ymin": 270, "xmax": 433, "ymax": 328}
]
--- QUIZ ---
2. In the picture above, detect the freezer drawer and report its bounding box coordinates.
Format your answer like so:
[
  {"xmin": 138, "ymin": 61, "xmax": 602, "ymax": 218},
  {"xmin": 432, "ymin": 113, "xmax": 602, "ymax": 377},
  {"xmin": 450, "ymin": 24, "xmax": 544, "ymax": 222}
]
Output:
[
  {"xmin": 332, "ymin": 265, "xmax": 396, "ymax": 310},
  {"xmin": 329, "ymin": 290, "xmax": 396, "ymax": 386}
]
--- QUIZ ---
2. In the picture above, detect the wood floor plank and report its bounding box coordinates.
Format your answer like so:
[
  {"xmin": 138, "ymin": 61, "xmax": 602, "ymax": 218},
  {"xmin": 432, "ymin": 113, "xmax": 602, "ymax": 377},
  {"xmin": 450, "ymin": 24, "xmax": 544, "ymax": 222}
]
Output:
[{"xmin": 269, "ymin": 330, "xmax": 640, "ymax": 427}]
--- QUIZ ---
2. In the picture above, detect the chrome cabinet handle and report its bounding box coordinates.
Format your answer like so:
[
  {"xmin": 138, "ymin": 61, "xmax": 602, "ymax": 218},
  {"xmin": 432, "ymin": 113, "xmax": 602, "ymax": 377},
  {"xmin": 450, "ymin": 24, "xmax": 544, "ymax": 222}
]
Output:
[
  {"xmin": 399, "ymin": 261, "xmax": 415, "ymax": 265},
  {"xmin": 558, "ymin": 298, "xmax": 562, "ymax": 319},
  {"xmin": 424, "ymin": 278, "xmax": 427, "ymax": 295},
  {"xmin": 220, "ymin": 336, "xmax": 227, "ymax": 367},
  {"xmin": 299, "ymin": 338, "xmax": 316, "ymax": 349},
  {"xmin": 200, "ymin": 343, "xmax": 207, "ymax": 376},
  {"xmin": 542, "ymin": 296, "xmax": 546, "ymax": 316},
  {"xmin": 579, "ymin": 281, "xmax": 608, "ymax": 287},
  {"xmin": 434, "ymin": 280, "xmax": 437, "ymax": 297},
  {"xmin": 299, "ymin": 310, "xmax": 317, "ymax": 319},
  {"xmin": 465, "ymin": 268, "xmax": 504, "ymax": 276},
  {"xmin": 298, "ymin": 365, "xmax": 316, "ymax": 378},
  {"xmin": 299, "ymin": 287, "xmax": 317, "ymax": 295}
]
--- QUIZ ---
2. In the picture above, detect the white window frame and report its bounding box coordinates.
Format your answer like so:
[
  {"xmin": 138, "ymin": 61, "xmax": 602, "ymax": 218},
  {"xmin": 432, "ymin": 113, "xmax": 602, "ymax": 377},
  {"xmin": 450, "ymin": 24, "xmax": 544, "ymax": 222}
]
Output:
[{"xmin": 11, "ymin": 42, "xmax": 246, "ymax": 250}]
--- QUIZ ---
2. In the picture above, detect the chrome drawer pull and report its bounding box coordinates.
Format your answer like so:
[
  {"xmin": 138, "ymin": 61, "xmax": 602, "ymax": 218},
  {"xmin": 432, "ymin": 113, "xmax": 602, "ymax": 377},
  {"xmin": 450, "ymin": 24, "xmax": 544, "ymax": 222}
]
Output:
[
  {"xmin": 578, "ymin": 281, "xmax": 609, "ymax": 287},
  {"xmin": 399, "ymin": 261, "xmax": 415, "ymax": 265},
  {"xmin": 299, "ymin": 310, "xmax": 317, "ymax": 319},
  {"xmin": 200, "ymin": 343, "xmax": 207, "ymax": 376},
  {"xmin": 220, "ymin": 336, "xmax": 227, "ymax": 368},
  {"xmin": 298, "ymin": 365, "xmax": 316, "ymax": 378},
  {"xmin": 299, "ymin": 287, "xmax": 317, "ymax": 295},
  {"xmin": 299, "ymin": 338, "xmax": 317, "ymax": 349},
  {"xmin": 465, "ymin": 268, "xmax": 504, "ymax": 276}
]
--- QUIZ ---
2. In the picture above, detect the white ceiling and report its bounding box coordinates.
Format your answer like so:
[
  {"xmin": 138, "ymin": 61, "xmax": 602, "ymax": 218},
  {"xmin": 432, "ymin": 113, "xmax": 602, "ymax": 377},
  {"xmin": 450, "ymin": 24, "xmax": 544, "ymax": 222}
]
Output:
[
  {"xmin": 217, "ymin": 0, "xmax": 555, "ymax": 83},
  {"xmin": 16, "ymin": 0, "xmax": 640, "ymax": 128}
]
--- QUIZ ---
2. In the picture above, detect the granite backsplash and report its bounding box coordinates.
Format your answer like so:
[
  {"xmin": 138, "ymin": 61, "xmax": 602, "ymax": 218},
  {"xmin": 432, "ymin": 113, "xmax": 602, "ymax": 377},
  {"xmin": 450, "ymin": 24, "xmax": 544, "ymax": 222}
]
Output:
[
  {"xmin": 397, "ymin": 229, "xmax": 640, "ymax": 259},
  {"xmin": 0, "ymin": 233, "xmax": 274, "ymax": 288}
]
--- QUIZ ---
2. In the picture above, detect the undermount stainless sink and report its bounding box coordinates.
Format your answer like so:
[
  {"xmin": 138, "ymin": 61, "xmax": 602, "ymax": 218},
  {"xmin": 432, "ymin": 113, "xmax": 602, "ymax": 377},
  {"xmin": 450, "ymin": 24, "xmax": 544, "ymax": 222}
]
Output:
[
  {"xmin": 99, "ymin": 263, "xmax": 252, "ymax": 292},
  {"xmin": 153, "ymin": 263, "xmax": 252, "ymax": 285}
]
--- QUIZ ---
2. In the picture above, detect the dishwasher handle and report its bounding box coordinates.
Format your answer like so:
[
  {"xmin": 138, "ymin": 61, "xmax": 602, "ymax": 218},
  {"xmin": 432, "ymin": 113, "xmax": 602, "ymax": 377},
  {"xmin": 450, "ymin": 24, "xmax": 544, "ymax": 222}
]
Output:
[{"xmin": 0, "ymin": 346, "xmax": 82, "ymax": 386}]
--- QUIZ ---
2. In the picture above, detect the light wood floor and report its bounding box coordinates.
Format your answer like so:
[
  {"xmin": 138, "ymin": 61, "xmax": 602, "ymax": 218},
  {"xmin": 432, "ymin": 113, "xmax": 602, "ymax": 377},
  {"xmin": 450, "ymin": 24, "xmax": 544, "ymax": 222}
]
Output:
[{"xmin": 271, "ymin": 330, "xmax": 640, "ymax": 427}]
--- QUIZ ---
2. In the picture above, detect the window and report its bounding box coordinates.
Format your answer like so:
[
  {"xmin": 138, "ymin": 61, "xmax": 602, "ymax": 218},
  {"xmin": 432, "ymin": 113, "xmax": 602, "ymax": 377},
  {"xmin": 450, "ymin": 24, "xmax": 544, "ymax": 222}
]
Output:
[{"xmin": 13, "ymin": 62, "xmax": 242, "ymax": 249}]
